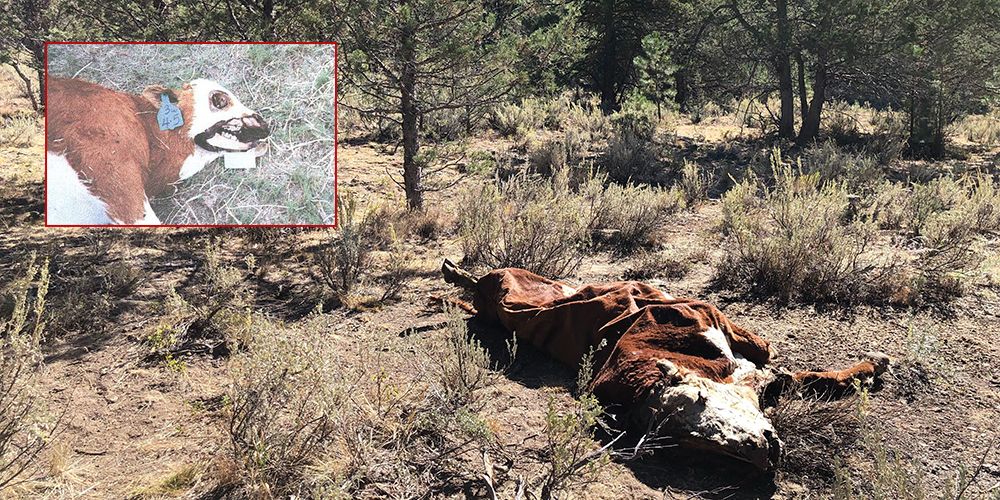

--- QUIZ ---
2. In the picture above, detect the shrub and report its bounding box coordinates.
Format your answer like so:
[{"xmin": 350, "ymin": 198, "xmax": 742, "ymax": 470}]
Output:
[
  {"xmin": 145, "ymin": 242, "xmax": 256, "ymax": 361},
  {"xmin": 951, "ymin": 111, "xmax": 1000, "ymax": 146},
  {"xmin": 866, "ymin": 109, "xmax": 908, "ymax": 165},
  {"xmin": 490, "ymin": 99, "xmax": 544, "ymax": 138},
  {"xmin": 824, "ymin": 101, "xmax": 863, "ymax": 142},
  {"xmin": 315, "ymin": 193, "xmax": 373, "ymax": 303},
  {"xmin": 1, "ymin": 256, "xmax": 53, "ymax": 492},
  {"xmin": 718, "ymin": 150, "xmax": 899, "ymax": 304},
  {"xmin": 801, "ymin": 141, "xmax": 884, "ymax": 197},
  {"xmin": 538, "ymin": 394, "xmax": 609, "ymax": 500},
  {"xmin": 457, "ymin": 173, "xmax": 590, "ymax": 277},
  {"xmin": 527, "ymin": 131, "xmax": 585, "ymax": 177},
  {"xmin": 601, "ymin": 111, "xmax": 665, "ymax": 183},
  {"xmin": 432, "ymin": 309, "xmax": 500, "ymax": 411},
  {"xmin": 678, "ymin": 160, "xmax": 709, "ymax": 207},
  {"xmin": 587, "ymin": 178, "xmax": 684, "ymax": 253},
  {"xmin": 0, "ymin": 115, "xmax": 36, "ymax": 148},
  {"xmin": 226, "ymin": 331, "xmax": 337, "ymax": 497}
]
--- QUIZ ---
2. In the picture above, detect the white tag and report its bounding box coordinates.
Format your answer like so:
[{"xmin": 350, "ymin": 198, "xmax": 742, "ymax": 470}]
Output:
[{"xmin": 224, "ymin": 151, "xmax": 257, "ymax": 169}]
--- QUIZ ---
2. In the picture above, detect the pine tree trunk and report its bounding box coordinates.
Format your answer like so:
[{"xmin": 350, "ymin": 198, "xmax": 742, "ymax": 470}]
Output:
[
  {"xmin": 796, "ymin": 51, "xmax": 808, "ymax": 123},
  {"xmin": 798, "ymin": 64, "xmax": 826, "ymax": 142},
  {"xmin": 598, "ymin": 0, "xmax": 619, "ymax": 115},
  {"xmin": 775, "ymin": 0, "xmax": 796, "ymax": 139},
  {"xmin": 400, "ymin": 16, "xmax": 423, "ymax": 210}
]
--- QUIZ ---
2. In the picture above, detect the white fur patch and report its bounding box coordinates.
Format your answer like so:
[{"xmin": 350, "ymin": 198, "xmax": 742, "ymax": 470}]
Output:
[
  {"xmin": 46, "ymin": 152, "xmax": 112, "ymax": 225},
  {"xmin": 178, "ymin": 149, "xmax": 222, "ymax": 180},
  {"xmin": 137, "ymin": 197, "xmax": 161, "ymax": 225},
  {"xmin": 702, "ymin": 326, "xmax": 757, "ymax": 382}
]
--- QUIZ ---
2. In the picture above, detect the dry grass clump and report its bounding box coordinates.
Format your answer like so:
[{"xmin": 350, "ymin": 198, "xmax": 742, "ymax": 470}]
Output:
[
  {"xmin": 0, "ymin": 115, "xmax": 37, "ymax": 148},
  {"xmin": 1, "ymin": 256, "xmax": 54, "ymax": 492},
  {"xmin": 951, "ymin": 111, "xmax": 1000, "ymax": 146},
  {"xmin": 718, "ymin": 150, "xmax": 899, "ymax": 304},
  {"xmin": 313, "ymin": 193, "xmax": 419, "ymax": 308},
  {"xmin": 769, "ymin": 392, "xmax": 863, "ymax": 480}
]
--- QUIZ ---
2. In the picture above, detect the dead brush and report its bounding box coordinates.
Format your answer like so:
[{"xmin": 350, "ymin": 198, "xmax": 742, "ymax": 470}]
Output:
[
  {"xmin": 144, "ymin": 241, "xmax": 255, "ymax": 362},
  {"xmin": 768, "ymin": 391, "xmax": 863, "ymax": 479},
  {"xmin": 224, "ymin": 332, "xmax": 337, "ymax": 498},
  {"xmin": 1, "ymin": 255, "xmax": 54, "ymax": 492}
]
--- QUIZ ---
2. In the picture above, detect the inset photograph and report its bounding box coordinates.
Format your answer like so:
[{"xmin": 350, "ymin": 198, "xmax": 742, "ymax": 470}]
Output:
[{"xmin": 45, "ymin": 42, "xmax": 336, "ymax": 226}]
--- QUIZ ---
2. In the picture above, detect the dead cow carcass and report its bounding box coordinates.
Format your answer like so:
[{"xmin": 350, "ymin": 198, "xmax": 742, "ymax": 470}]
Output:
[{"xmin": 441, "ymin": 260, "xmax": 888, "ymax": 471}]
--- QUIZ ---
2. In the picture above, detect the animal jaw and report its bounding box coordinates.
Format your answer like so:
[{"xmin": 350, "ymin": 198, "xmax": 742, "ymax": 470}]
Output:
[{"xmin": 187, "ymin": 79, "xmax": 270, "ymax": 155}]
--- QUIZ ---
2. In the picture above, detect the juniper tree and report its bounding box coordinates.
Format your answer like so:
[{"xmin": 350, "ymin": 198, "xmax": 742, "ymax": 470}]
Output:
[{"xmin": 343, "ymin": 0, "xmax": 520, "ymax": 209}]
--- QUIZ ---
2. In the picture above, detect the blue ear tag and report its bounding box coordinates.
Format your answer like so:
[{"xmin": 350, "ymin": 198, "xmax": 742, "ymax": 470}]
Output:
[{"xmin": 157, "ymin": 94, "xmax": 183, "ymax": 130}]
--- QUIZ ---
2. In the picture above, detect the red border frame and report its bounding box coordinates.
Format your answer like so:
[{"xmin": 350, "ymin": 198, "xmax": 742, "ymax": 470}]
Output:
[{"xmin": 43, "ymin": 41, "xmax": 338, "ymax": 229}]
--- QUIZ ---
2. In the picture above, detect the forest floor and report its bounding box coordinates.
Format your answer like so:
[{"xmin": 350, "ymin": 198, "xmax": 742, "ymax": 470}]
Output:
[{"xmin": 2, "ymin": 73, "xmax": 1000, "ymax": 498}]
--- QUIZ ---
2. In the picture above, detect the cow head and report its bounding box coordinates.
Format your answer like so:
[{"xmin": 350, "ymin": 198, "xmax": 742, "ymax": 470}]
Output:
[
  {"xmin": 637, "ymin": 360, "xmax": 781, "ymax": 472},
  {"xmin": 185, "ymin": 79, "xmax": 270, "ymax": 156}
]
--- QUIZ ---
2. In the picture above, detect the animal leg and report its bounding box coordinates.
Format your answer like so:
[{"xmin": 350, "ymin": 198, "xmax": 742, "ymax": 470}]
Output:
[
  {"xmin": 441, "ymin": 258, "xmax": 478, "ymax": 291},
  {"xmin": 777, "ymin": 352, "xmax": 891, "ymax": 399}
]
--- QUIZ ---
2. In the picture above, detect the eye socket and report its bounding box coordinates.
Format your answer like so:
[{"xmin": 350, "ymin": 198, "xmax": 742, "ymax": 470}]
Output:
[{"xmin": 210, "ymin": 91, "xmax": 231, "ymax": 110}]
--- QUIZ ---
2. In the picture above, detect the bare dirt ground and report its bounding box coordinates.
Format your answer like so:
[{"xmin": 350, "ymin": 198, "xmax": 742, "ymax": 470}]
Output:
[{"xmin": 2, "ymin": 73, "xmax": 1000, "ymax": 497}]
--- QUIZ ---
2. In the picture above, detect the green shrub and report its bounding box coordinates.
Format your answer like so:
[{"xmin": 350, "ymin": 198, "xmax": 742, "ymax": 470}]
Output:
[
  {"xmin": 678, "ymin": 160, "xmax": 709, "ymax": 207},
  {"xmin": 718, "ymin": 151, "xmax": 899, "ymax": 304},
  {"xmin": 587, "ymin": 177, "xmax": 684, "ymax": 252},
  {"xmin": 801, "ymin": 141, "xmax": 884, "ymax": 197},
  {"xmin": 457, "ymin": 173, "xmax": 590, "ymax": 277},
  {"xmin": 490, "ymin": 99, "xmax": 545, "ymax": 138},
  {"xmin": 600, "ymin": 113, "xmax": 664, "ymax": 183}
]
